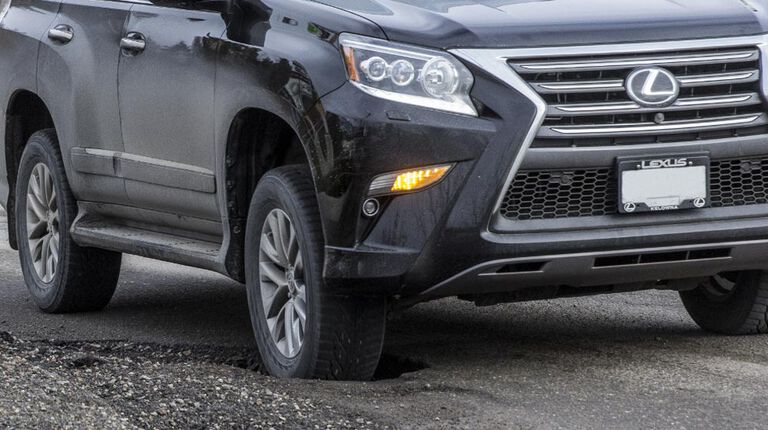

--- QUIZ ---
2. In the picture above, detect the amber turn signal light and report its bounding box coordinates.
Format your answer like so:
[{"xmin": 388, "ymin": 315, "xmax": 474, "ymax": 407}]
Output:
[{"xmin": 368, "ymin": 164, "xmax": 453, "ymax": 196}]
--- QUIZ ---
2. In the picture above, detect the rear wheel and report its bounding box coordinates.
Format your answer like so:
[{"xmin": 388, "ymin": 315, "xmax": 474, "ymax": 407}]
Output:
[
  {"xmin": 15, "ymin": 130, "xmax": 122, "ymax": 313},
  {"xmin": 245, "ymin": 166, "xmax": 387, "ymax": 380},
  {"xmin": 679, "ymin": 271, "xmax": 768, "ymax": 335}
]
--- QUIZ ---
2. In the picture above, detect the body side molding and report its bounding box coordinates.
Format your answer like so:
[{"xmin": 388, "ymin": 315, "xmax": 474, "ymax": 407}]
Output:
[{"xmin": 70, "ymin": 147, "xmax": 216, "ymax": 193}]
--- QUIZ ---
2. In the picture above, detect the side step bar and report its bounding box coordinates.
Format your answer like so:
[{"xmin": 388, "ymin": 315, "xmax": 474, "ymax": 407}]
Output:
[{"xmin": 70, "ymin": 216, "xmax": 225, "ymax": 275}]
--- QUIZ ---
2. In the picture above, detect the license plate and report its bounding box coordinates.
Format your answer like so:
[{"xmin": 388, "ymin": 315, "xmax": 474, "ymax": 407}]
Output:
[{"xmin": 618, "ymin": 155, "xmax": 710, "ymax": 214}]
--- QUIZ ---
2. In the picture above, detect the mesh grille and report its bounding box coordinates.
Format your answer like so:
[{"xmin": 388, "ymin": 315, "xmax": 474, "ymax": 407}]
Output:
[{"xmin": 500, "ymin": 157, "xmax": 768, "ymax": 221}]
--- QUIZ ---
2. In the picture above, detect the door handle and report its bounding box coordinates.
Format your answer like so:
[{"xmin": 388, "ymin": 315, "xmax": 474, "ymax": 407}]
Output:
[
  {"xmin": 120, "ymin": 32, "xmax": 146, "ymax": 55},
  {"xmin": 48, "ymin": 25, "xmax": 74, "ymax": 44}
]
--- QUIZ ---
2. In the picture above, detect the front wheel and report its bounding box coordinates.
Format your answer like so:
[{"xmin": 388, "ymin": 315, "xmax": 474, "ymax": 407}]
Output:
[
  {"xmin": 680, "ymin": 271, "xmax": 768, "ymax": 335},
  {"xmin": 15, "ymin": 130, "xmax": 122, "ymax": 313},
  {"xmin": 245, "ymin": 166, "xmax": 387, "ymax": 380}
]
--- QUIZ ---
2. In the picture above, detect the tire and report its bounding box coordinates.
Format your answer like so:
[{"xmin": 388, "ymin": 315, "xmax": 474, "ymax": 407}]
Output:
[
  {"xmin": 245, "ymin": 166, "xmax": 387, "ymax": 380},
  {"xmin": 680, "ymin": 271, "xmax": 768, "ymax": 335},
  {"xmin": 15, "ymin": 130, "xmax": 122, "ymax": 313}
]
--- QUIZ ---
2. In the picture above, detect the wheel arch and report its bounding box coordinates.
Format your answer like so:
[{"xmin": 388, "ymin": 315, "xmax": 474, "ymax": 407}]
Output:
[
  {"xmin": 4, "ymin": 89, "xmax": 56, "ymax": 250},
  {"xmin": 221, "ymin": 105, "xmax": 322, "ymax": 282}
]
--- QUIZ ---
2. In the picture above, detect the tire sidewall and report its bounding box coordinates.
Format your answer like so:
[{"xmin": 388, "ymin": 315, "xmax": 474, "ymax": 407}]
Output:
[
  {"xmin": 245, "ymin": 173, "xmax": 322, "ymax": 378},
  {"xmin": 15, "ymin": 135, "xmax": 71, "ymax": 311},
  {"xmin": 681, "ymin": 271, "xmax": 762, "ymax": 334}
]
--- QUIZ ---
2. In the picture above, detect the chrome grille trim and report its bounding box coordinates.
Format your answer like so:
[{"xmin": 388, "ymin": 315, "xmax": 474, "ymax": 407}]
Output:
[
  {"xmin": 532, "ymin": 80, "xmax": 624, "ymax": 94},
  {"xmin": 511, "ymin": 49, "xmax": 758, "ymax": 72},
  {"xmin": 678, "ymin": 70, "xmax": 760, "ymax": 87},
  {"xmin": 548, "ymin": 92, "xmax": 761, "ymax": 116},
  {"xmin": 542, "ymin": 113, "xmax": 765, "ymax": 137},
  {"xmin": 511, "ymin": 45, "xmax": 766, "ymax": 143},
  {"xmin": 533, "ymin": 69, "xmax": 760, "ymax": 94}
]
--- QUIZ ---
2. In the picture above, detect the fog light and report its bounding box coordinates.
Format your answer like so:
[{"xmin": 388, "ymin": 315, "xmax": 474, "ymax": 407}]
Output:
[
  {"xmin": 369, "ymin": 164, "xmax": 453, "ymax": 196},
  {"xmin": 362, "ymin": 198, "xmax": 380, "ymax": 217}
]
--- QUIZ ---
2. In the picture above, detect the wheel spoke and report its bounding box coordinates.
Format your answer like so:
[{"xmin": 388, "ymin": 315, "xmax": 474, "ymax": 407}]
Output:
[
  {"xmin": 27, "ymin": 220, "xmax": 47, "ymax": 240},
  {"xmin": 294, "ymin": 254, "xmax": 304, "ymax": 277},
  {"xmin": 292, "ymin": 306, "xmax": 302, "ymax": 350},
  {"xmin": 268, "ymin": 315, "xmax": 283, "ymax": 344},
  {"xmin": 45, "ymin": 251, "xmax": 55, "ymax": 282},
  {"xmin": 29, "ymin": 168, "xmax": 42, "ymax": 200},
  {"xmin": 287, "ymin": 226, "xmax": 299, "ymax": 268},
  {"xmin": 48, "ymin": 185, "xmax": 57, "ymax": 209},
  {"xmin": 40, "ymin": 235, "xmax": 51, "ymax": 281},
  {"xmin": 276, "ymin": 212, "xmax": 289, "ymax": 259},
  {"xmin": 713, "ymin": 274, "xmax": 737, "ymax": 291},
  {"xmin": 27, "ymin": 193, "xmax": 47, "ymax": 222},
  {"xmin": 260, "ymin": 233, "xmax": 282, "ymax": 265},
  {"xmin": 34, "ymin": 165, "xmax": 47, "ymax": 207},
  {"xmin": 267, "ymin": 213, "xmax": 287, "ymax": 265},
  {"xmin": 284, "ymin": 302, "xmax": 295, "ymax": 355},
  {"xmin": 42, "ymin": 166, "xmax": 53, "ymax": 206},
  {"xmin": 263, "ymin": 284, "xmax": 290, "ymax": 318},
  {"xmin": 260, "ymin": 262, "xmax": 288, "ymax": 287},
  {"xmin": 49, "ymin": 233, "xmax": 60, "ymax": 264},
  {"xmin": 30, "ymin": 235, "xmax": 44, "ymax": 262},
  {"xmin": 293, "ymin": 297, "xmax": 307, "ymax": 324}
]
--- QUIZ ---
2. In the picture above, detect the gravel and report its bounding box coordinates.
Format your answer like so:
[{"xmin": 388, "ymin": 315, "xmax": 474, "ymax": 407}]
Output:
[{"xmin": 0, "ymin": 332, "xmax": 390, "ymax": 430}]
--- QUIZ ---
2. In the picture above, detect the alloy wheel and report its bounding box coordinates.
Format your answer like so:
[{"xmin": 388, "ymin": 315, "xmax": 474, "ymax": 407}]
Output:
[
  {"xmin": 259, "ymin": 208, "xmax": 307, "ymax": 358},
  {"xmin": 26, "ymin": 163, "xmax": 60, "ymax": 284},
  {"xmin": 702, "ymin": 272, "xmax": 740, "ymax": 299}
]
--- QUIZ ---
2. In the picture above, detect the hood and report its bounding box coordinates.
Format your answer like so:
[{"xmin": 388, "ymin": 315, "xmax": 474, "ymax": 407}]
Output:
[{"xmin": 312, "ymin": 0, "xmax": 768, "ymax": 49}]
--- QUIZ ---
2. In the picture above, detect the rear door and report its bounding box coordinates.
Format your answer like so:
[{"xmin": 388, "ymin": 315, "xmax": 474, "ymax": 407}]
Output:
[
  {"xmin": 37, "ymin": 0, "xmax": 132, "ymax": 206},
  {"xmin": 117, "ymin": 0, "xmax": 228, "ymax": 224}
]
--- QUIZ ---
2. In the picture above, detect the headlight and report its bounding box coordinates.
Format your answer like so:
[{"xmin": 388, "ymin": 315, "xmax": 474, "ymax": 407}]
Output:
[{"xmin": 339, "ymin": 34, "xmax": 477, "ymax": 116}]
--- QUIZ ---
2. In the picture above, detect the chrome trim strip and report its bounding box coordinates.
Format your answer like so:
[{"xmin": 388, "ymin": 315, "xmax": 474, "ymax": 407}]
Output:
[
  {"xmin": 533, "ymin": 80, "xmax": 624, "ymax": 93},
  {"xmin": 512, "ymin": 49, "xmax": 758, "ymax": 72},
  {"xmin": 675, "ymin": 93, "xmax": 757, "ymax": 107},
  {"xmin": 542, "ymin": 113, "xmax": 764, "ymax": 137},
  {"xmin": 450, "ymin": 35, "xmax": 768, "ymax": 228},
  {"xmin": 678, "ymin": 70, "xmax": 760, "ymax": 87},
  {"xmin": 548, "ymin": 92, "xmax": 760, "ymax": 116},
  {"xmin": 531, "ymin": 70, "xmax": 760, "ymax": 94}
]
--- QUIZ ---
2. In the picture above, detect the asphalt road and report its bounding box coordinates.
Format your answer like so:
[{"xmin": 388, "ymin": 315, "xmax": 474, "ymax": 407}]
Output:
[{"xmin": 1, "ymin": 216, "xmax": 768, "ymax": 429}]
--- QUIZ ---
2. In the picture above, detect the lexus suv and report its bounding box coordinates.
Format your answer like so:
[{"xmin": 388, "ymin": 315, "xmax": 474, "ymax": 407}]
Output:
[{"xmin": 3, "ymin": 0, "xmax": 768, "ymax": 380}]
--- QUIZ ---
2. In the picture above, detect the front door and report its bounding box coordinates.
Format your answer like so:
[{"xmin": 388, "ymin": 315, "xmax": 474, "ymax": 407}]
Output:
[
  {"xmin": 117, "ymin": 0, "xmax": 228, "ymax": 225},
  {"xmin": 37, "ymin": 0, "xmax": 132, "ymax": 206}
]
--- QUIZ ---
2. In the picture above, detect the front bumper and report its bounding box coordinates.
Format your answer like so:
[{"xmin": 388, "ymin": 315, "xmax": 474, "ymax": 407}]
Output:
[{"xmin": 314, "ymin": 35, "xmax": 768, "ymax": 299}]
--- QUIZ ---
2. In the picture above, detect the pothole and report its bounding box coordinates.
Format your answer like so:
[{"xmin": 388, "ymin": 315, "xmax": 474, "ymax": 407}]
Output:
[
  {"xmin": 373, "ymin": 353, "xmax": 429, "ymax": 380},
  {"xmin": 224, "ymin": 354, "xmax": 262, "ymax": 372}
]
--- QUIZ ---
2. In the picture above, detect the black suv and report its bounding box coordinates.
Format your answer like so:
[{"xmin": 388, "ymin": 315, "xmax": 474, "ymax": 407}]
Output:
[{"xmin": 3, "ymin": 0, "xmax": 768, "ymax": 380}]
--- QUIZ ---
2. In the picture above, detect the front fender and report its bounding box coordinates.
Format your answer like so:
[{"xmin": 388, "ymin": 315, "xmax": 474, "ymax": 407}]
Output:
[{"xmin": 213, "ymin": 0, "xmax": 386, "ymax": 277}]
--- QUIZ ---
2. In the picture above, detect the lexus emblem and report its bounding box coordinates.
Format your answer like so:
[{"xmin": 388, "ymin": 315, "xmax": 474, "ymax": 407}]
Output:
[{"xmin": 625, "ymin": 67, "xmax": 680, "ymax": 108}]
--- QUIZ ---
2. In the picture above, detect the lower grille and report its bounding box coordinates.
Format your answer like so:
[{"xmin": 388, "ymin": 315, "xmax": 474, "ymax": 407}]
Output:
[{"xmin": 500, "ymin": 156, "xmax": 768, "ymax": 221}]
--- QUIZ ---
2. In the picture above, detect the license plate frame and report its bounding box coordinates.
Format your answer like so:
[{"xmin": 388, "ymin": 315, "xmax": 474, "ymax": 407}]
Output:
[{"xmin": 617, "ymin": 154, "xmax": 710, "ymax": 214}]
